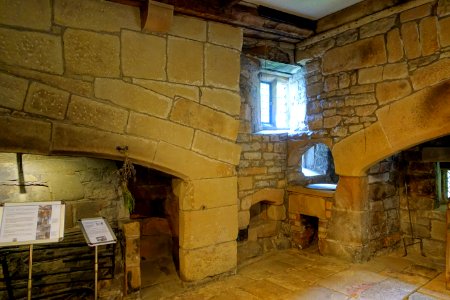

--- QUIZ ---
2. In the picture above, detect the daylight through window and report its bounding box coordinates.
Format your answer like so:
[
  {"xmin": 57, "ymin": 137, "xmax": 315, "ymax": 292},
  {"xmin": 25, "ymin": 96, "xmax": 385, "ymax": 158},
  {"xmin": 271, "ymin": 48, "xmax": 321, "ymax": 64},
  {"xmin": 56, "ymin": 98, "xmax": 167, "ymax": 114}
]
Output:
[{"xmin": 259, "ymin": 59, "xmax": 306, "ymax": 132}]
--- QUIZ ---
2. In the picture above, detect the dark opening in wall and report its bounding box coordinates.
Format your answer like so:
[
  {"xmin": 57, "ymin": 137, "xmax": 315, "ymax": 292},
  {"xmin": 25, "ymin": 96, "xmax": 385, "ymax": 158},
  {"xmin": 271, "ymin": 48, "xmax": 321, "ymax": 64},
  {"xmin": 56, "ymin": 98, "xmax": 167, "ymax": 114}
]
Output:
[
  {"xmin": 296, "ymin": 214, "xmax": 318, "ymax": 249},
  {"xmin": 125, "ymin": 165, "xmax": 180, "ymax": 287}
]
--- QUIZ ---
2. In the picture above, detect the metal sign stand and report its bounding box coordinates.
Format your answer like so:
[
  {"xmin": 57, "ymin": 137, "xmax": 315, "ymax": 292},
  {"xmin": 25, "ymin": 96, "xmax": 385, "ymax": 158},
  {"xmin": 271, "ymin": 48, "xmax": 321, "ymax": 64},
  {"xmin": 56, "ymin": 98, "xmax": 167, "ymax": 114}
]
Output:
[
  {"xmin": 79, "ymin": 217, "xmax": 117, "ymax": 300},
  {"xmin": 28, "ymin": 244, "xmax": 33, "ymax": 300}
]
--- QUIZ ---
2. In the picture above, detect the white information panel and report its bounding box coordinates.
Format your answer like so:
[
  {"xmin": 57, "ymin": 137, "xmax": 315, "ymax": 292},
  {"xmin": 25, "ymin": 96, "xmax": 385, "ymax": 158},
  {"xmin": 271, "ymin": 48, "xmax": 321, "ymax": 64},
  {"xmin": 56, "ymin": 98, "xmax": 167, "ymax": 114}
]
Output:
[
  {"xmin": 79, "ymin": 217, "xmax": 117, "ymax": 247},
  {"xmin": 0, "ymin": 201, "xmax": 65, "ymax": 246}
]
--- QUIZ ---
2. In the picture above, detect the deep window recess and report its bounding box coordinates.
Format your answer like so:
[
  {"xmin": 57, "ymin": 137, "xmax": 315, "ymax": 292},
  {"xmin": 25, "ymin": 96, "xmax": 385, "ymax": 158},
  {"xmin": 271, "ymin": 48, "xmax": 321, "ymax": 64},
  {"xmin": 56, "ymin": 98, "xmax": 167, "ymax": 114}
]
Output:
[{"xmin": 259, "ymin": 59, "xmax": 306, "ymax": 132}]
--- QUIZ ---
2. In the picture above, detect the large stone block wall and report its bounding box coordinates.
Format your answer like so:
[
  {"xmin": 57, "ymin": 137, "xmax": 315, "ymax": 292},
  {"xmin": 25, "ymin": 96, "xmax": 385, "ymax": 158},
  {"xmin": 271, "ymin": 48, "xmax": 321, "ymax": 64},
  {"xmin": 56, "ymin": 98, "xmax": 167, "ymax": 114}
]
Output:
[
  {"xmin": 295, "ymin": 0, "xmax": 450, "ymax": 260},
  {"xmin": 297, "ymin": 0, "xmax": 450, "ymax": 176},
  {"xmin": 0, "ymin": 0, "xmax": 243, "ymax": 282}
]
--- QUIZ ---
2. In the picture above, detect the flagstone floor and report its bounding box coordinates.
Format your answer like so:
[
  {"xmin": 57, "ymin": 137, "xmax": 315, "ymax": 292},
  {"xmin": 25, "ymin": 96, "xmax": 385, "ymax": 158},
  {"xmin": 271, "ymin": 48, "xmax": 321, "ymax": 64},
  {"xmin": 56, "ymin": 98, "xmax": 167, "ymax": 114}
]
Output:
[{"xmin": 139, "ymin": 247, "xmax": 450, "ymax": 300}]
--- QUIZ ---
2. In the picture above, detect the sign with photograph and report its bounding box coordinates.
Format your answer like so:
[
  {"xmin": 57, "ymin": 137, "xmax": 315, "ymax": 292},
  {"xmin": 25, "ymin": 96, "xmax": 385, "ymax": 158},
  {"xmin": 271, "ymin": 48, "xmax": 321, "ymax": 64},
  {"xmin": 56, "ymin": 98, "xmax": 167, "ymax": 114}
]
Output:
[
  {"xmin": 0, "ymin": 201, "xmax": 65, "ymax": 246},
  {"xmin": 79, "ymin": 217, "xmax": 117, "ymax": 247}
]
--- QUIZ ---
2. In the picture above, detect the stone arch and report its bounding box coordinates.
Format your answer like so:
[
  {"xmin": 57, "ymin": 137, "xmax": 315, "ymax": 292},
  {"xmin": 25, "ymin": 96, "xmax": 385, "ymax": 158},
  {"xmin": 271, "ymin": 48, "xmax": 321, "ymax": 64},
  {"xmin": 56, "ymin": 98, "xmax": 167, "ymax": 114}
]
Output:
[
  {"xmin": 333, "ymin": 80, "xmax": 450, "ymax": 176},
  {"xmin": 0, "ymin": 115, "xmax": 239, "ymax": 282}
]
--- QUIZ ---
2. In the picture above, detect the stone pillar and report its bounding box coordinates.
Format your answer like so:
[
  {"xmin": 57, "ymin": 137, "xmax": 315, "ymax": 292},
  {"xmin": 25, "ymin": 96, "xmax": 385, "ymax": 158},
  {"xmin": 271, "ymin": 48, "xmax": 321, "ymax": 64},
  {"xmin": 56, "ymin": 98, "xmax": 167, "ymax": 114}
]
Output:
[
  {"xmin": 321, "ymin": 176, "xmax": 371, "ymax": 262},
  {"xmin": 174, "ymin": 178, "xmax": 238, "ymax": 281},
  {"xmin": 123, "ymin": 221, "xmax": 141, "ymax": 294}
]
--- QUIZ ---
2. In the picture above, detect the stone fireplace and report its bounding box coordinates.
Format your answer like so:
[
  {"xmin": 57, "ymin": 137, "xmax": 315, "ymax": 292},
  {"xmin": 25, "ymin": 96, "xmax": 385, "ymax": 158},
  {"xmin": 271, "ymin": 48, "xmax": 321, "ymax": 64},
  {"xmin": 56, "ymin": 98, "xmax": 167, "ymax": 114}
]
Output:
[{"xmin": 0, "ymin": 0, "xmax": 243, "ymax": 292}]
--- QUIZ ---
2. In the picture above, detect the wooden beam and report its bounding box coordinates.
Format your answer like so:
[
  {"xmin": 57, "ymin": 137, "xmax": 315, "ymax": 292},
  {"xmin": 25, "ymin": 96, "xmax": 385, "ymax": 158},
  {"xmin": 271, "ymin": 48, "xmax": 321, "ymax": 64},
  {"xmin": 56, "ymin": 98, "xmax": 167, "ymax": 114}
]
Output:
[{"xmin": 107, "ymin": 0, "xmax": 313, "ymax": 40}]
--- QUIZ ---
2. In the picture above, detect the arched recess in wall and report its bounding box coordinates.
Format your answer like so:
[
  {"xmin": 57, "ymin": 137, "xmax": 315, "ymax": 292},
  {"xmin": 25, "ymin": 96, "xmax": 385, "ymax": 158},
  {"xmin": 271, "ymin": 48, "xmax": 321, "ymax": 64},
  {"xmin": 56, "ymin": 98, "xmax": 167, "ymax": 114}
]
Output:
[
  {"xmin": 332, "ymin": 80, "xmax": 450, "ymax": 176},
  {"xmin": 301, "ymin": 143, "xmax": 338, "ymax": 184}
]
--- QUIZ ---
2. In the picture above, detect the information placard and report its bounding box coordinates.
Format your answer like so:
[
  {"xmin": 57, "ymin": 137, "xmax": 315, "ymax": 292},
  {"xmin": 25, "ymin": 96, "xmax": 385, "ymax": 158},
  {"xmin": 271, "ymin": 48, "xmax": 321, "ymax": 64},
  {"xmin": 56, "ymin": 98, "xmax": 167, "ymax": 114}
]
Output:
[
  {"xmin": 79, "ymin": 217, "xmax": 117, "ymax": 247},
  {"xmin": 0, "ymin": 201, "xmax": 65, "ymax": 246}
]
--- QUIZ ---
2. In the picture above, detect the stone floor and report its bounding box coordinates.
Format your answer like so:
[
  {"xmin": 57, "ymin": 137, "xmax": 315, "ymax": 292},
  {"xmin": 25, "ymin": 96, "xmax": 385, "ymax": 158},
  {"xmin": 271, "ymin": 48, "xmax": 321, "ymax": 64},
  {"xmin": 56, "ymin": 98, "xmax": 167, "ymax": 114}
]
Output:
[{"xmin": 139, "ymin": 248, "xmax": 450, "ymax": 300}]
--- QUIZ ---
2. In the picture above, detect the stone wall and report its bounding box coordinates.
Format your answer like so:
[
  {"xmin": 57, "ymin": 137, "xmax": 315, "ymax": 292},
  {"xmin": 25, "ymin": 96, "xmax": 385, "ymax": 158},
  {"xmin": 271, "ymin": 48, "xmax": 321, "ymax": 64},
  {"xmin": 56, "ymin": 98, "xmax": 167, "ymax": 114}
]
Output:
[
  {"xmin": 367, "ymin": 157, "xmax": 401, "ymax": 257},
  {"xmin": 0, "ymin": 153, "xmax": 124, "ymax": 299},
  {"xmin": 293, "ymin": 0, "xmax": 450, "ymax": 260},
  {"xmin": 400, "ymin": 147, "xmax": 446, "ymax": 264},
  {"xmin": 237, "ymin": 55, "xmax": 291, "ymax": 261},
  {"xmin": 0, "ymin": 0, "xmax": 243, "ymax": 282}
]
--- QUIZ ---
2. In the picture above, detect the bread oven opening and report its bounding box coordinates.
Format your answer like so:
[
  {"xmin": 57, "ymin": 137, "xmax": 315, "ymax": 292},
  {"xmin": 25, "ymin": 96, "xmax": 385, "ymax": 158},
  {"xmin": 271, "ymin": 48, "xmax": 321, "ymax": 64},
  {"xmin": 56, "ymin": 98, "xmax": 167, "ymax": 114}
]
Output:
[{"xmin": 125, "ymin": 165, "xmax": 180, "ymax": 289}]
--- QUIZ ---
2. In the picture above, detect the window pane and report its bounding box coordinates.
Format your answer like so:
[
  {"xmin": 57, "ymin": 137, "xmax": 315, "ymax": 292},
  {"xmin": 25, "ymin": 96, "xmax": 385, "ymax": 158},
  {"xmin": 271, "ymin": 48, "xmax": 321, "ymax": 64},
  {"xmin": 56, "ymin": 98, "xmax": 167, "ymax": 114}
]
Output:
[
  {"xmin": 276, "ymin": 81, "xmax": 288, "ymax": 128},
  {"xmin": 260, "ymin": 82, "xmax": 271, "ymax": 124}
]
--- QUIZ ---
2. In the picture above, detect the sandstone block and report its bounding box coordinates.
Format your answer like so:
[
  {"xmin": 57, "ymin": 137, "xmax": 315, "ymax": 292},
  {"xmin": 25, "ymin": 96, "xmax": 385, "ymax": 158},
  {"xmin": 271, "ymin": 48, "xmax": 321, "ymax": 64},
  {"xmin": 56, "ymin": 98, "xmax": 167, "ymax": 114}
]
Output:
[
  {"xmin": 0, "ymin": 0, "xmax": 51, "ymax": 30},
  {"xmin": 238, "ymin": 176, "xmax": 253, "ymax": 191},
  {"xmin": 95, "ymin": 78, "xmax": 172, "ymax": 118},
  {"xmin": 125, "ymin": 266, "xmax": 141, "ymax": 293},
  {"xmin": 205, "ymin": 44, "xmax": 240, "ymax": 91},
  {"xmin": 251, "ymin": 188, "xmax": 284, "ymax": 206},
  {"xmin": 48, "ymin": 174, "xmax": 84, "ymax": 201},
  {"xmin": 438, "ymin": 0, "xmax": 450, "ymax": 17},
  {"xmin": 200, "ymin": 87, "xmax": 241, "ymax": 116},
  {"xmin": 239, "ymin": 167, "xmax": 267, "ymax": 176},
  {"xmin": 439, "ymin": 17, "xmax": 450, "ymax": 47},
  {"xmin": 54, "ymin": 0, "xmax": 140, "ymax": 32},
  {"xmin": 0, "ymin": 72, "xmax": 28, "ymax": 110},
  {"xmin": 179, "ymin": 205, "xmax": 238, "ymax": 249},
  {"xmin": 355, "ymin": 105, "xmax": 377, "ymax": 116},
  {"xmin": 0, "ymin": 116, "xmax": 51, "ymax": 154},
  {"xmin": 386, "ymin": 29, "xmax": 404, "ymax": 63},
  {"xmin": 179, "ymin": 241, "xmax": 236, "ymax": 281},
  {"xmin": 121, "ymin": 30, "xmax": 166, "ymax": 80},
  {"xmin": 333, "ymin": 122, "xmax": 392, "ymax": 176},
  {"xmin": 169, "ymin": 15, "xmax": 206, "ymax": 41},
  {"xmin": 327, "ymin": 210, "xmax": 370, "ymax": 244},
  {"xmin": 133, "ymin": 79, "xmax": 199, "ymax": 102},
  {"xmin": 0, "ymin": 28, "xmax": 63, "ymax": 74},
  {"xmin": 154, "ymin": 142, "xmax": 235, "ymax": 179},
  {"xmin": 324, "ymin": 76, "xmax": 338, "ymax": 92},
  {"xmin": 376, "ymin": 82, "xmax": 450, "ymax": 152},
  {"xmin": 345, "ymin": 94, "xmax": 376, "ymax": 106},
  {"xmin": 208, "ymin": 22, "xmax": 243, "ymax": 50},
  {"xmin": 400, "ymin": 4, "xmax": 432, "ymax": 22},
  {"xmin": 351, "ymin": 84, "xmax": 374, "ymax": 94},
  {"xmin": 127, "ymin": 112, "xmax": 193, "ymax": 148},
  {"xmin": 410, "ymin": 58, "xmax": 450, "ymax": 90},
  {"xmin": 238, "ymin": 210, "xmax": 250, "ymax": 229},
  {"xmin": 339, "ymin": 73, "xmax": 351, "ymax": 88},
  {"xmin": 167, "ymin": 37, "xmax": 203, "ymax": 85},
  {"xmin": 123, "ymin": 221, "xmax": 140, "ymax": 238},
  {"xmin": 382, "ymin": 63, "xmax": 409, "ymax": 80},
  {"xmin": 24, "ymin": 82, "xmax": 69, "ymax": 120},
  {"xmin": 401, "ymin": 22, "xmax": 421, "ymax": 59},
  {"xmin": 192, "ymin": 131, "xmax": 241, "ymax": 165},
  {"xmin": 376, "ymin": 79, "xmax": 412, "ymax": 105},
  {"xmin": 267, "ymin": 205, "xmax": 286, "ymax": 220},
  {"xmin": 170, "ymin": 98, "xmax": 239, "ymax": 141},
  {"xmin": 289, "ymin": 193, "xmax": 326, "ymax": 219},
  {"xmin": 322, "ymin": 36, "xmax": 386, "ymax": 74},
  {"xmin": 358, "ymin": 66, "xmax": 383, "ymax": 84},
  {"xmin": 52, "ymin": 124, "xmax": 158, "ymax": 163},
  {"xmin": 179, "ymin": 177, "xmax": 237, "ymax": 210},
  {"xmin": 420, "ymin": 17, "xmax": 439, "ymax": 56},
  {"xmin": 323, "ymin": 116, "xmax": 341, "ymax": 128},
  {"xmin": 359, "ymin": 16, "xmax": 396, "ymax": 39},
  {"xmin": 67, "ymin": 95, "xmax": 128, "ymax": 133},
  {"xmin": 335, "ymin": 176, "xmax": 369, "ymax": 211},
  {"xmin": 64, "ymin": 29, "xmax": 120, "ymax": 77},
  {"xmin": 7, "ymin": 72, "xmax": 88, "ymax": 102},
  {"xmin": 430, "ymin": 220, "xmax": 446, "ymax": 241}
]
